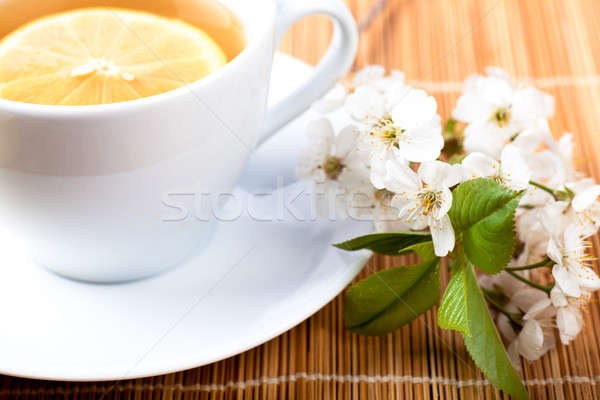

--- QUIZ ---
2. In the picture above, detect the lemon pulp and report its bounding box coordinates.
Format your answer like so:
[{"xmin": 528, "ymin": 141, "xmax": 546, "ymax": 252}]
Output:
[{"xmin": 0, "ymin": 8, "xmax": 227, "ymax": 105}]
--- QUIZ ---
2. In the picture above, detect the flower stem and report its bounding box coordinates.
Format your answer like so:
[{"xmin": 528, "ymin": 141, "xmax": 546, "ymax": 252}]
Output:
[
  {"xmin": 529, "ymin": 180, "xmax": 558, "ymax": 201},
  {"xmin": 482, "ymin": 289, "xmax": 522, "ymax": 323},
  {"xmin": 506, "ymin": 269, "xmax": 553, "ymax": 293},
  {"xmin": 506, "ymin": 257, "xmax": 553, "ymax": 271}
]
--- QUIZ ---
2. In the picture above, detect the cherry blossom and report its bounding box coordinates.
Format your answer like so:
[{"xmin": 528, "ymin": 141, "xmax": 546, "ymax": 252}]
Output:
[
  {"xmin": 345, "ymin": 82, "xmax": 443, "ymax": 162},
  {"xmin": 378, "ymin": 159, "xmax": 463, "ymax": 256},
  {"xmin": 453, "ymin": 67, "xmax": 554, "ymax": 158}
]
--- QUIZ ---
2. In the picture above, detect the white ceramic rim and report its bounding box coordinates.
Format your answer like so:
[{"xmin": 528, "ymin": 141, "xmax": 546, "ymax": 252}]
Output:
[
  {"xmin": 0, "ymin": 0, "xmax": 277, "ymax": 119},
  {"xmin": 7, "ymin": 254, "xmax": 371, "ymax": 381}
]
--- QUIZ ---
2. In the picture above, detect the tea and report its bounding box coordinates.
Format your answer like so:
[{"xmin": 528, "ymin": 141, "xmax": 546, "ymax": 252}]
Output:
[{"xmin": 0, "ymin": 0, "xmax": 246, "ymax": 105}]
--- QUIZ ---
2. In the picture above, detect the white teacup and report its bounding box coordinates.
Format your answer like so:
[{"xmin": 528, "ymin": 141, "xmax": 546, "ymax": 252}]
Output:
[{"xmin": 0, "ymin": 0, "xmax": 357, "ymax": 282}]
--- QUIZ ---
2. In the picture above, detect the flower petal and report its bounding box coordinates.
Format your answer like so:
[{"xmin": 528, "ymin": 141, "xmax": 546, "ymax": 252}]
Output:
[
  {"xmin": 566, "ymin": 178, "xmax": 596, "ymax": 195},
  {"xmin": 501, "ymin": 145, "xmax": 531, "ymax": 190},
  {"xmin": 512, "ymin": 289, "xmax": 550, "ymax": 314},
  {"xmin": 334, "ymin": 125, "xmax": 360, "ymax": 158},
  {"xmin": 517, "ymin": 320, "xmax": 545, "ymax": 361},
  {"xmin": 418, "ymin": 160, "xmax": 463, "ymax": 189},
  {"xmin": 555, "ymin": 133, "xmax": 575, "ymax": 164},
  {"xmin": 507, "ymin": 339, "xmax": 521, "ymax": 370},
  {"xmin": 511, "ymin": 127, "xmax": 543, "ymax": 155},
  {"xmin": 556, "ymin": 306, "xmax": 583, "ymax": 345},
  {"xmin": 393, "ymin": 194, "xmax": 428, "ymax": 230},
  {"xmin": 461, "ymin": 152, "xmax": 498, "ymax": 179},
  {"xmin": 550, "ymin": 287, "xmax": 568, "ymax": 307},
  {"xmin": 345, "ymin": 85, "xmax": 386, "ymax": 121},
  {"xmin": 462, "ymin": 74, "xmax": 484, "ymax": 93},
  {"xmin": 497, "ymin": 313, "xmax": 518, "ymax": 342},
  {"xmin": 463, "ymin": 126, "xmax": 507, "ymax": 158},
  {"xmin": 527, "ymin": 150, "xmax": 566, "ymax": 187},
  {"xmin": 384, "ymin": 82, "xmax": 412, "ymax": 108},
  {"xmin": 539, "ymin": 201, "xmax": 570, "ymax": 236},
  {"xmin": 372, "ymin": 200, "xmax": 410, "ymax": 232},
  {"xmin": 381, "ymin": 157, "xmax": 420, "ymax": 193},
  {"xmin": 389, "ymin": 87, "xmax": 438, "ymax": 131},
  {"xmin": 512, "ymin": 87, "xmax": 555, "ymax": 123},
  {"xmin": 297, "ymin": 119, "xmax": 335, "ymax": 179},
  {"xmin": 485, "ymin": 66, "xmax": 514, "ymax": 84},
  {"xmin": 437, "ymin": 188, "xmax": 453, "ymax": 218},
  {"xmin": 369, "ymin": 155, "xmax": 390, "ymax": 190},
  {"xmin": 452, "ymin": 91, "xmax": 495, "ymax": 123},
  {"xmin": 371, "ymin": 70, "xmax": 405, "ymax": 92},
  {"xmin": 306, "ymin": 118, "xmax": 335, "ymax": 144},
  {"xmin": 398, "ymin": 117, "xmax": 444, "ymax": 162},
  {"xmin": 522, "ymin": 298, "xmax": 553, "ymax": 320},
  {"xmin": 430, "ymin": 214, "xmax": 455, "ymax": 256},
  {"xmin": 546, "ymin": 237, "xmax": 563, "ymax": 265},
  {"xmin": 563, "ymin": 224, "xmax": 584, "ymax": 252},
  {"xmin": 493, "ymin": 271, "xmax": 528, "ymax": 297},
  {"xmin": 572, "ymin": 184, "xmax": 600, "ymax": 212},
  {"xmin": 480, "ymin": 76, "xmax": 514, "ymax": 107},
  {"xmin": 552, "ymin": 264, "xmax": 582, "ymax": 298},
  {"xmin": 352, "ymin": 65, "xmax": 385, "ymax": 87},
  {"xmin": 572, "ymin": 265, "xmax": 600, "ymax": 291}
]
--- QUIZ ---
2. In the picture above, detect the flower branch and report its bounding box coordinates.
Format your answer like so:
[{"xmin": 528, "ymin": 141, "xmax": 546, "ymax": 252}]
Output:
[
  {"xmin": 505, "ymin": 257, "xmax": 553, "ymax": 271},
  {"xmin": 529, "ymin": 180, "xmax": 559, "ymax": 201},
  {"xmin": 299, "ymin": 65, "xmax": 600, "ymax": 400},
  {"xmin": 506, "ymin": 270, "xmax": 553, "ymax": 293}
]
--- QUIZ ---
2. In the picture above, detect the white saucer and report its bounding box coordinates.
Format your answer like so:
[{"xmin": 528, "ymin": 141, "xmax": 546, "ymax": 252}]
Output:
[{"xmin": 0, "ymin": 53, "xmax": 372, "ymax": 381}]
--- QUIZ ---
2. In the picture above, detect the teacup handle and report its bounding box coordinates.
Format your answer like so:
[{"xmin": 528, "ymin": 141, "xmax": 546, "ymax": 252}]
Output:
[{"xmin": 258, "ymin": 0, "xmax": 358, "ymax": 145}]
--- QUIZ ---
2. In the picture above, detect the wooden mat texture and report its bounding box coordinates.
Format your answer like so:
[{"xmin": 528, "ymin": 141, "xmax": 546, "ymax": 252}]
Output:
[{"xmin": 3, "ymin": 0, "xmax": 600, "ymax": 398}]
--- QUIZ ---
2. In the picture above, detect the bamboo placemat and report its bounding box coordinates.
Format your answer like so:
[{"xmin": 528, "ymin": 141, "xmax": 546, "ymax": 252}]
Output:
[{"xmin": 3, "ymin": 0, "xmax": 600, "ymax": 398}]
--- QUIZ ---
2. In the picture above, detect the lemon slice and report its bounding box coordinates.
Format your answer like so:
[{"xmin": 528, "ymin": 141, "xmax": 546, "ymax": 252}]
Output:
[{"xmin": 0, "ymin": 8, "xmax": 227, "ymax": 105}]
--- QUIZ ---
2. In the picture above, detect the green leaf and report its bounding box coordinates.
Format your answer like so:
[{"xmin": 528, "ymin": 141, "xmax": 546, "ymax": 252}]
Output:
[
  {"xmin": 398, "ymin": 241, "xmax": 435, "ymax": 260},
  {"xmin": 334, "ymin": 231, "xmax": 432, "ymax": 255},
  {"xmin": 345, "ymin": 258, "xmax": 440, "ymax": 335},
  {"xmin": 449, "ymin": 179, "xmax": 524, "ymax": 273},
  {"xmin": 458, "ymin": 260, "xmax": 529, "ymax": 400},
  {"xmin": 449, "ymin": 178, "xmax": 521, "ymax": 230},
  {"xmin": 437, "ymin": 265, "xmax": 470, "ymax": 336}
]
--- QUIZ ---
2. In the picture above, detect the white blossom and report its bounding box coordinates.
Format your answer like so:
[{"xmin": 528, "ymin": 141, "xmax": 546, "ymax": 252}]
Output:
[
  {"xmin": 297, "ymin": 119, "xmax": 370, "ymax": 218},
  {"xmin": 345, "ymin": 82, "xmax": 443, "ymax": 163},
  {"xmin": 506, "ymin": 319, "xmax": 554, "ymax": 368},
  {"xmin": 566, "ymin": 178, "xmax": 600, "ymax": 236},
  {"xmin": 550, "ymin": 287, "xmax": 587, "ymax": 345},
  {"xmin": 517, "ymin": 199, "xmax": 572, "ymax": 264},
  {"xmin": 369, "ymin": 70, "xmax": 406, "ymax": 92},
  {"xmin": 368, "ymin": 147, "xmax": 407, "ymax": 193},
  {"xmin": 495, "ymin": 289, "xmax": 556, "ymax": 368},
  {"xmin": 523, "ymin": 285, "xmax": 589, "ymax": 346},
  {"xmin": 510, "ymin": 121, "xmax": 576, "ymax": 189},
  {"xmin": 461, "ymin": 145, "xmax": 531, "ymax": 190},
  {"xmin": 298, "ymin": 65, "xmax": 600, "ymax": 356},
  {"xmin": 312, "ymin": 66, "xmax": 404, "ymax": 113},
  {"xmin": 515, "ymin": 207, "xmax": 553, "ymax": 263},
  {"xmin": 535, "ymin": 133, "xmax": 578, "ymax": 188},
  {"xmin": 547, "ymin": 224, "xmax": 600, "ymax": 298},
  {"xmin": 509, "ymin": 119, "xmax": 547, "ymax": 155},
  {"xmin": 453, "ymin": 67, "xmax": 554, "ymax": 158},
  {"xmin": 376, "ymin": 159, "xmax": 463, "ymax": 256},
  {"xmin": 343, "ymin": 185, "xmax": 409, "ymax": 232},
  {"xmin": 297, "ymin": 119, "xmax": 364, "ymax": 182}
]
